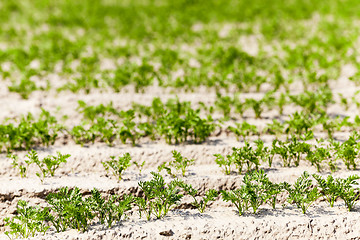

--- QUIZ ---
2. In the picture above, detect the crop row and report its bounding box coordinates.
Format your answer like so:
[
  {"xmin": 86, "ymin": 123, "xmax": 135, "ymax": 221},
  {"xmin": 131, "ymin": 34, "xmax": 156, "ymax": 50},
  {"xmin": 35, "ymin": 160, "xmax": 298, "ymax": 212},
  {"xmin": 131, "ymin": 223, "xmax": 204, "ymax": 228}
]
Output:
[
  {"xmin": 214, "ymin": 133, "xmax": 360, "ymax": 173},
  {"xmin": 9, "ymin": 131, "xmax": 360, "ymax": 193},
  {"xmin": 0, "ymin": 110, "xmax": 62, "ymax": 152},
  {"xmin": 4, "ymin": 170, "xmax": 360, "ymax": 239},
  {"xmin": 3, "ymin": 98, "xmax": 360, "ymax": 153},
  {"xmin": 4, "ymin": 83, "xmax": 360, "ymax": 152},
  {"xmin": 73, "ymin": 86, "xmax": 360, "ymax": 123},
  {"xmin": 10, "ymin": 150, "xmax": 193, "ymax": 182},
  {"xmin": 1, "ymin": 1, "xmax": 356, "ymax": 65},
  {"xmin": 3, "ymin": 29, "xmax": 357, "ymax": 98},
  {"xmin": 6, "ymin": 46, "xmax": 344, "ymax": 99},
  {"xmin": 3, "ymin": 1, "xmax": 360, "ymax": 102},
  {"xmin": 76, "ymin": 96, "xmax": 360, "ymax": 141},
  {"xmin": 73, "ymin": 98, "xmax": 215, "ymax": 145},
  {"xmin": 3, "ymin": 28, "xmax": 355, "ymax": 98}
]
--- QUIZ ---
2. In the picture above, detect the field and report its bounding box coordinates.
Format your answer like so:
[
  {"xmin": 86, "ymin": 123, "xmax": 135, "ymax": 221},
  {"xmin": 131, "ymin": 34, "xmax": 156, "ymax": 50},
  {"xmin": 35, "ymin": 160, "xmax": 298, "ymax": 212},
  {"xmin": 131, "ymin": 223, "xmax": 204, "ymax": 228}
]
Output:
[{"xmin": 2, "ymin": 0, "xmax": 360, "ymax": 239}]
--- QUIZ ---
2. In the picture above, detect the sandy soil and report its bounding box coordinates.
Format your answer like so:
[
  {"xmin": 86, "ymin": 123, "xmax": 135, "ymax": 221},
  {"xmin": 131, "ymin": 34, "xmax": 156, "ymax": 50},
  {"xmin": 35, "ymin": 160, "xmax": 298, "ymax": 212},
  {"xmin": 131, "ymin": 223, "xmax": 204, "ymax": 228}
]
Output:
[{"xmin": 1, "ymin": 77, "xmax": 360, "ymax": 240}]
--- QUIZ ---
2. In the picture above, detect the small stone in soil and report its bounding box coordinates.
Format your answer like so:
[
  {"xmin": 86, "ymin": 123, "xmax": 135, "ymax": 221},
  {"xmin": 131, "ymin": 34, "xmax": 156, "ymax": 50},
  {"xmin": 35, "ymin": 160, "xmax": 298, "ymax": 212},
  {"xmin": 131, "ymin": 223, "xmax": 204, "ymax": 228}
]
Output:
[{"xmin": 159, "ymin": 229, "xmax": 175, "ymax": 236}]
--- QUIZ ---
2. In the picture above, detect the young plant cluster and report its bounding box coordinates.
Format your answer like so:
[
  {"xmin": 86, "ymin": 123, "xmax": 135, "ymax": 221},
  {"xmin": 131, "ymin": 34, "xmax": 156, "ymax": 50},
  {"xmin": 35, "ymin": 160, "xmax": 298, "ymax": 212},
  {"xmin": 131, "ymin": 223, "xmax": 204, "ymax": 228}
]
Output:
[
  {"xmin": 0, "ymin": 110, "xmax": 61, "ymax": 152},
  {"xmin": 132, "ymin": 97, "xmax": 217, "ymax": 144},
  {"xmin": 215, "ymin": 132, "xmax": 360, "ymax": 173},
  {"xmin": 70, "ymin": 110, "xmax": 140, "ymax": 146},
  {"xmin": 71, "ymin": 99, "xmax": 360, "ymax": 148},
  {"xmin": 102, "ymin": 153, "xmax": 132, "ymax": 181},
  {"xmin": 221, "ymin": 170, "xmax": 282, "ymax": 215},
  {"xmin": 2, "ymin": 0, "xmax": 358, "ymax": 99},
  {"xmin": 5, "ymin": 187, "xmax": 133, "ymax": 238},
  {"xmin": 9, "ymin": 150, "xmax": 70, "ymax": 181},
  {"xmin": 158, "ymin": 150, "xmax": 195, "ymax": 177},
  {"xmin": 72, "ymin": 98, "xmax": 216, "ymax": 145},
  {"xmin": 10, "ymin": 150, "xmax": 193, "ymax": 184},
  {"xmin": 214, "ymin": 87, "xmax": 334, "ymax": 119},
  {"xmin": 102, "ymin": 151, "xmax": 194, "ymax": 181},
  {"xmin": 216, "ymin": 91, "xmax": 275, "ymax": 119},
  {"xmin": 222, "ymin": 170, "xmax": 360, "ymax": 215},
  {"xmin": 4, "ymin": 97, "xmax": 360, "ymax": 150},
  {"xmin": 4, "ymin": 172, "xmax": 217, "ymax": 238},
  {"xmin": 229, "ymin": 111, "xmax": 354, "ymax": 141},
  {"xmin": 5, "ymin": 170, "xmax": 360, "ymax": 238},
  {"xmin": 214, "ymin": 141, "xmax": 269, "ymax": 175}
]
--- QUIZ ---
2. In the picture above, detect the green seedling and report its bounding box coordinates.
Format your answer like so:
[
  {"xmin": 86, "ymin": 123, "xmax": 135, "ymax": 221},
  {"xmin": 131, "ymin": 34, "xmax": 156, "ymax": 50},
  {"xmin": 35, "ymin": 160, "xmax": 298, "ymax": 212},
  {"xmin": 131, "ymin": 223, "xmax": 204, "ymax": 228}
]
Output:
[
  {"xmin": 70, "ymin": 125, "xmax": 96, "ymax": 146},
  {"xmin": 232, "ymin": 143, "xmax": 260, "ymax": 173},
  {"xmin": 317, "ymin": 115, "xmax": 345, "ymax": 139},
  {"xmin": 87, "ymin": 189, "xmax": 133, "ymax": 228},
  {"xmin": 71, "ymin": 118, "xmax": 118, "ymax": 146},
  {"xmin": 244, "ymin": 92, "xmax": 275, "ymax": 119},
  {"xmin": 190, "ymin": 114, "xmax": 216, "ymax": 143},
  {"xmin": 214, "ymin": 153, "xmax": 234, "ymax": 175},
  {"xmin": 221, "ymin": 187, "xmax": 250, "ymax": 216},
  {"xmin": 254, "ymin": 140, "xmax": 273, "ymax": 168},
  {"xmin": 215, "ymin": 93, "xmax": 234, "ymax": 118},
  {"xmin": 262, "ymin": 91, "xmax": 277, "ymax": 111},
  {"xmin": 86, "ymin": 189, "xmax": 106, "ymax": 226},
  {"xmin": 306, "ymin": 145, "xmax": 332, "ymax": 172},
  {"xmin": 5, "ymin": 200, "xmax": 50, "ymax": 239},
  {"xmin": 314, "ymin": 173, "xmax": 360, "ymax": 211},
  {"xmin": 4, "ymin": 200, "xmax": 51, "ymax": 239},
  {"xmin": 11, "ymin": 187, "xmax": 134, "ymax": 236},
  {"xmin": 118, "ymin": 110, "xmax": 140, "ymax": 146},
  {"xmin": 133, "ymin": 160, "xmax": 146, "ymax": 174},
  {"xmin": 138, "ymin": 122, "xmax": 156, "ymax": 141},
  {"xmin": 272, "ymin": 139, "xmax": 290, "ymax": 167},
  {"xmin": 289, "ymin": 87, "xmax": 333, "ymax": 114},
  {"xmin": 335, "ymin": 175, "xmax": 360, "ymax": 211},
  {"xmin": 9, "ymin": 154, "xmax": 31, "ymax": 178},
  {"xmin": 0, "ymin": 109, "xmax": 61, "ymax": 152},
  {"xmin": 158, "ymin": 150, "xmax": 195, "ymax": 177},
  {"xmin": 77, "ymin": 100, "xmax": 119, "ymax": 121},
  {"xmin": 299, "ymin": 130, "xmax": 315, "ymax": 141},
  {"xmin": 136, "ymin": 172, "xmax": 183, "ymax": 220},
  {"xmin": 102, "ymin": 153, "xmax": 132, "ymax": 181},
  {"xmin": 131, "ymin": 97, "xmax": 215, "ymax": 144},
  {"xmin": 91, "ymin": 118, "xmax": 118, "ymax": 146},
  {"xmin": 10, "ymin": 150, "xmax": 69, "ymax": 180},
  {"xmin": 271, "ymin": 71, "xmax": 287, "ymax": 91},
  {"xmin": 132, "ymin": 97, "xmax": 164, "ymax": 120},
  {"xmin": 46, "ymin": 187, "xmax": 94, "ymax": 232},
  {"xmin": 335, "ymin": 133, "xmax": 359, "ymax": 170},
  {"xmin": 313, "ymin": 174, "xmax": 339, "ymax": 207},
  {"xmin": 234, "ymin": 98, "xmax": 246, "ymax": 118},
  {"xmin": 277, "ymin": 92, "xmax": 288, "ymax": 115},
  {"xmin": 59, "ymin": 73, "xmax": 100, "ymax": 94},
  {"xmin": 227, "ymin": 121, "xmax": 259, "ymax": 141},
  {"xmin": 284, "ymin": 172, "xmax": 321, "ymax": 214},
  {"xmin": 133, "ymin": 196, "xmax": 152, "ymax": 221},
  {"xmin": 266, "ymin": 182, "xmax": 284, "ymax": 209},
  {"xmin": 352, "ymin": 115, "xmax": 360, "ymax": 131},
  {"xmin": 8, "ymin": 78, "xmax": 38, "ymax": 99},
  {"xmin": 214, "ymin": 142, "xmax": 265, "ymax": 175},
  {"xmin": 264, "ymin": 119, "xmax": 285, "ymax": 137},
  {"xmin": 285, "ymin": 112, "xmax": 315, "ymax": 136},
  {"xmin": 245, "ymin": 98, "xmax": 264, "ymax": 119},
  {"xmin": 287, "ymin": 136, "xmax": 311, "ymax": 167},
  {"xmin": 26, "ymin": 150, "xmax": 70, "ymax": 180},
  {"xmin": 177, "ymin": 182, "xmax": 219, "ymax": 213},
  {"xmin": 242, "ymin": 170, "xmax": 276, "ymax": 213},
  {"xmin": 156, "ymin": 109, "xmax": 215, "ymax": 144},
  {"xmin": 272, "ymin": 137, "xmax": 310, "ymax": 167}
]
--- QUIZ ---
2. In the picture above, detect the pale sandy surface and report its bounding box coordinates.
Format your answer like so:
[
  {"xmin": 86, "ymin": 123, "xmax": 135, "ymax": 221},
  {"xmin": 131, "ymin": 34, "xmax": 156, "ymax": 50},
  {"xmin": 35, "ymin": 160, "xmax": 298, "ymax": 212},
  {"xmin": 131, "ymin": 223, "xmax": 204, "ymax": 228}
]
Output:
[{"xmin": 1, "ymin": 77, "xmax": 360, "ymax": 239}]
